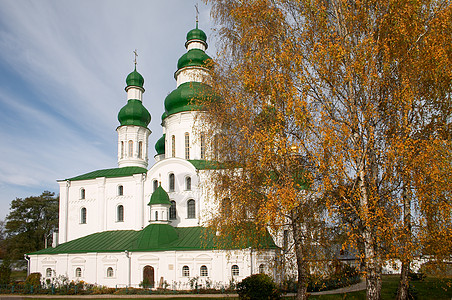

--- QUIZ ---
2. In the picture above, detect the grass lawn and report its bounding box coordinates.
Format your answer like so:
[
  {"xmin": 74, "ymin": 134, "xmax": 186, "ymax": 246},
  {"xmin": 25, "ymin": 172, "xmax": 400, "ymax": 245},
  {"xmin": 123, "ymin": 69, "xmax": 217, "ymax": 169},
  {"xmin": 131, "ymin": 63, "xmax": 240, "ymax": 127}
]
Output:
[{"xmin": 306, "ymin": 275, "xmax": 451, "ymax": 300}]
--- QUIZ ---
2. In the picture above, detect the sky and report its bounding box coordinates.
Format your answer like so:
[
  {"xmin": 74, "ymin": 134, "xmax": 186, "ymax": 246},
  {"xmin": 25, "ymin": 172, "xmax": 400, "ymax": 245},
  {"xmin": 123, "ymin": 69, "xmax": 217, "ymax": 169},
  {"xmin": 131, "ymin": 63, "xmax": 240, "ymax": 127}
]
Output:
[{"xmin": 0, "ymin": 0, "xmax": 215, "ymax": 220}]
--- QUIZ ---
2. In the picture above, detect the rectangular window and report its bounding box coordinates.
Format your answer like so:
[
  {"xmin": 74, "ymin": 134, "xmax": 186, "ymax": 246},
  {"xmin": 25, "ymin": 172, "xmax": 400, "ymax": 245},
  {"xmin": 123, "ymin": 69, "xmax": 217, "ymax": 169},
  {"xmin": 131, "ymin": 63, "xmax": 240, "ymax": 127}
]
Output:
[
  {"xmin": 185, "ymin": 133, "xmax": 190, "ymax": 159},
  {"xmin": 200, "ymin": 133, "xmax": 205, "ymax": 159},
  {"xmin": 128, "ymin": 140, "xmax": 133, "ymax": 157},
  {"xmin": 138, "ymin": 141, "xmax": 143, "ymax": 159},
  {"xmin": 171, "ymin": 135, "xmax": 175, "ymax": 157}
]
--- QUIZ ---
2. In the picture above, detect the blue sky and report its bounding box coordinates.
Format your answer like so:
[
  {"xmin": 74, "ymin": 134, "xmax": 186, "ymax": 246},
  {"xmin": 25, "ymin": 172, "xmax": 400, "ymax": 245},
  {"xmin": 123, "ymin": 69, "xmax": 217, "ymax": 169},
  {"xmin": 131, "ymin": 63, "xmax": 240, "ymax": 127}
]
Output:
[{"xmin": 0, "ymin": 0, "xmax": 215, "ymax": 220}]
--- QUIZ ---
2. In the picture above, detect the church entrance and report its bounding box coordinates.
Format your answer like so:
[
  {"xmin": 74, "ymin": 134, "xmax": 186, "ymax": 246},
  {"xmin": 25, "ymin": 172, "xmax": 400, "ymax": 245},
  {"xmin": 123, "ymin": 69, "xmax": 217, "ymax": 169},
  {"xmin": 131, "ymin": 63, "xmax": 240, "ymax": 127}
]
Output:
[{"xmin": 143, "ymin": 265, "xmax": 155, "ymax": 288}]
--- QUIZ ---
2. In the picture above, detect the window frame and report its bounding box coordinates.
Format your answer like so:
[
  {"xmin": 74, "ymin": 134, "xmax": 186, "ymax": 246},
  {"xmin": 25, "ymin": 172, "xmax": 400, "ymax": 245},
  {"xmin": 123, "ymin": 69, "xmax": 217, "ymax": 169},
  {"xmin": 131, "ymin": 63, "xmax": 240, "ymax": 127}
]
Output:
[
  {"xmin": 187, "ymin": 199, "xmax": 196, "ymax": 219},
  {"xmin": 107, "ymin": 267, "xmax": 114, "ymax": 278},
  {"xmin": 185, "ymin": 132, "xmax": 190, "ymax": 159},
  {"xmin": 182, "ymin": 265, "xmax": 190, "ymax": 277},
  {"xmin": 169, "ymin": 200, "xmax": 177, "ymax": 220},
  {"xmin": 118, "ymin": 185, "xmax": 124, "ymax": 196},
  {"xmin": 117, "ymin": 205, "xmax": 124, "ymax": 222},
  {"xmin": 231, "ymin": 265, "xmax": 239, "ymax": 276},
  {"xmin": 169, "ymin": 173, "xmax": 175, "ymax": 192},
  {"xmin": 75, "ymin": 267, "xmax": 82, "ymax": 278},
  {"xmin": 185, "ymin": 176, "xmax": 191, "ymax": 191},
  {"xmin": 200, "ymin": 265, "xmax": 208, "ymax": 277},
  {"xmin": 80, "ymin": 207, "xmax": 87, "ymax": 224},
  {"xmin": 80, "ymin": 188, "xmax": 85, "ymax": 200}
]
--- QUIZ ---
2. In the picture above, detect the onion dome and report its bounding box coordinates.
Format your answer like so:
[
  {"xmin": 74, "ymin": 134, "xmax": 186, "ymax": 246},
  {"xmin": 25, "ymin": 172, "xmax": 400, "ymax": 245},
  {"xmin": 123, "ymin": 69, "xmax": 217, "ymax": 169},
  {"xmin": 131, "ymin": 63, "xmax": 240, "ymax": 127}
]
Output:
[
  {"xmin": 126, "ymin": 67, "xmax": 144, "ymax": 88},
  {"xmin": 134, "ymin": 223, "xmax": 178, "ymax": 249},
  {"xmin": 118, "ymin": 99, "xmax": 151, "ymax": 127},
  {"xmin": 148, "ymin": 185, "xmax": 171, "ymax": 206},
  {"xmin": 155, "ymin": 134, "xmax": 165, "ymax": 155},
  {"xmin": 185, "ymin": 27, "xmax": 208, "ymax": 49},
  {"xmin": 161, "ymin": 111, "xmax": 168, "ymax": 122},
  {"xmin": 177, "ymin": 49, "xmax": 212, "ymax": 71},
  {"xmin": 164, "ymin": 82, "xmax": 215, "ymax": 117}
]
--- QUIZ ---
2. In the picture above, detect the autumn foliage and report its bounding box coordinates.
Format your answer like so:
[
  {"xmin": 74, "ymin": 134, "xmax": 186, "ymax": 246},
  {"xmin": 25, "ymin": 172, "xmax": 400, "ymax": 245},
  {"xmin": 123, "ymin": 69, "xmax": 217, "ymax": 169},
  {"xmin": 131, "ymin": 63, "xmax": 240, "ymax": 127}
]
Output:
[{"xmin": 202, "ymin": 0, "xmax": 451, "ymax": 299}]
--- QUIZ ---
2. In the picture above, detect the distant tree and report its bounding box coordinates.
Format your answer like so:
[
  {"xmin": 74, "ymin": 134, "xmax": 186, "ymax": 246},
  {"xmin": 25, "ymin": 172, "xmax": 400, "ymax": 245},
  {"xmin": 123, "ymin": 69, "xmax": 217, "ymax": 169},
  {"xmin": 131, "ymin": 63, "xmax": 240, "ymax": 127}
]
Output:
[
  {"xmin": 0, "ymin": 220, "xmax": 6, "ymax": 259},
  {"xmin": 0, "ymin": 257, "xmax": 12, "ymax": 284},
  {"xmin": 5, "ymin": 191, "xmax": 58, "ymax": 260}
]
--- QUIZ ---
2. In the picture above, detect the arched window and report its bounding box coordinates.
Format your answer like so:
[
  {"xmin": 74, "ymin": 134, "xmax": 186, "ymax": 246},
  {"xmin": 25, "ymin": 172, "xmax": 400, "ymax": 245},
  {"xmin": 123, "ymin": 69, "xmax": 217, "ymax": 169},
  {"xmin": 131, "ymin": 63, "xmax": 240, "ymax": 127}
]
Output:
[
  {"xmin": 153, "ymin": 180, "xmax": 158, "ymax": 191},
  {"xmin": 155, "ymin": 211, "xmax": 158, "ymax": 221},
  {"xmin": 231, "ymin": 265, "xmax": 239, "ymax": 276},
  {"xmin": 259, "ymin": 264, "xmax": 265, "ymax": 274},
  {"xmin": 169, "ymin": 173, "xmax": 175, "ymax": 192},
  {"xmin": 187, "ymin": 199, "xmax": 195, "ymax": 219},
  {"xmin": 117, "ymin": 205, "xmax": 124, "ymax": 222},
  {"xmin": 46, "ymin": 268, "xmax": 52, "ymax": 278},
  {"xmin": 118, "ymin": 185, "xmax": 123, "ymax": 196},
  {"xmin": 75, "ymin": 267, "xmax": 82, "ymax": 277},
  {"xmin": 80, "ymin": 207, "xmax": 87, "ymax": 224},
  {"xmin": 121, "ymin": 141, "xmax": 124, "ymax": 159},
  {"xmin": 185, "ymin": 132, "xmax": 190, "ymax": 159},
  {"xmin": 200, "ymin": 132, "xmax": 205, "ymax": 159},
  {"xmin": 80, "ymin": 188, "xmax": 85, "ymax": 200},
  {"xmin": 182, "ymin": 265, "xmax": 190, "ymax": 277},
  {"xmin": 200, "ymin": 265, "xmax": 208, "ymax": 277},
  {"xmin": 171, "ymin": 135, "xmax": 175, "ymax": 157},
  {"xmin": 128, "ymin": 140, "xmax": 133, "ymax": 157},
  {"xmin": 169, "ymin": 201, "xmax": 176, "ymax": 220},
  {"xmin": 138, "ymin": 141, "xmax": 143, "ymax": 159},
  {"xmin": 107, "ymin": 267, "xmax": 114, "ymax": 278},
  {"xmin": 185, "ymin": 177, "xmax": 191, "ymax": 190}
]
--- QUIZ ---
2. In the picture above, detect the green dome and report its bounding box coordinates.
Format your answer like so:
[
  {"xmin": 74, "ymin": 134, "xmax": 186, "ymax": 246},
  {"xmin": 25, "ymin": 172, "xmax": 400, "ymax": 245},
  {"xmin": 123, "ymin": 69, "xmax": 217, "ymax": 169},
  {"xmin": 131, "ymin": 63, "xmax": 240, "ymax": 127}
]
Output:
[
  {"xmin": 148, "ymin": 185, "xmax": 171, "ymax": 206},
  {"xmin": 126, "ymin": 68, "xmax": 144, "ymax": 88},
  {"xmin": 186, "ymin": 28, "xmax": 207, "ymax": 43},
  {"xmin": 161, "ymin": 111, "xmax": 168, "ymax": 121},
  {"xmin": 155, "ymin": 134, "xmax": 165, "ymax": 155},
  {"xmin": 118, "ymin": 99, "xmax": 151, "ymax": 127},
  {"xmin": 177, "ymin": 49, "xmax": 212, "ymax": 70},
  {"xmin": 134, "ymin": 223, "xmax": 178, "ymax": 250},
  {"xmin": 164, "ymin": 82, "xmax": 215, "ymax": 117}
]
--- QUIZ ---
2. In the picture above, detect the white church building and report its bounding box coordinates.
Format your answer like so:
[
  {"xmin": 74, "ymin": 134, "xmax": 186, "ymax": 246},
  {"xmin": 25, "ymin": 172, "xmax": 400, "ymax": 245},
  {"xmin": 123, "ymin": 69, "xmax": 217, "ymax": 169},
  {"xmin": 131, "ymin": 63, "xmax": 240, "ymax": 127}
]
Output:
[{"xmin": 27, "ymin": 26, "xmax": 278, "ymax": 289}]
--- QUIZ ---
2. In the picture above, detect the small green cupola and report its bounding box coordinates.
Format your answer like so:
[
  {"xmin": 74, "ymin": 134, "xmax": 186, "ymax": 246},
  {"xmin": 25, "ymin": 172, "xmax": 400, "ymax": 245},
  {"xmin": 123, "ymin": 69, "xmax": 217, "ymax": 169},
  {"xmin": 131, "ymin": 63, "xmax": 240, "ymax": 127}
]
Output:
[
  {"xmin": 148, "ymin": 185, "xmax": 171, "ymax": 206},
  {"xmin": 118, "ymin": 100, "xmax": 151, "ymax": 127},
  {"xmin": 148, "ymin": 185, "xmax": 172, "ymax": 225},
  {"xmin": 185, "ymin": 24, "xmax": 208, "ymax": 49},
  {"xmin": 126, "ymin": 67, "xmax": 144, "ymax": 89},
  {"xmin": 155, "ymin": 134, "xmax": 165, "ymax": 155}
]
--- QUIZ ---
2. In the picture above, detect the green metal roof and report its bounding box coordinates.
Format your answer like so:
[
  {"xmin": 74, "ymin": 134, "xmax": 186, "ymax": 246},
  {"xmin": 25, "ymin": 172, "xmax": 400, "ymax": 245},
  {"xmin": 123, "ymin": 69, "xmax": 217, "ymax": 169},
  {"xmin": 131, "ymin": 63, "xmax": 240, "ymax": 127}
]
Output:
[
  {"xmin": 164, "ymin": 82, "xmax": 215, "ymax": 117},
  {"xmin": 126, "ymin": 68, "xmax": 144, "ymax": 88},
  {"xmin": 177, "ymin": 49, "xmax": 212, "ymax": 70},
  {"xmin": 65, "ymin": 166, "xmax": 147, "ymax": 181},
  {"xmin": 148, "ymin": 185, "xmax": 171, "ymax": 206},
  {"xmin": 186, "ymin": 27, "xmax": 207, "ymax": 45},
  {"xmin": 118, "ymin": 99, "xmax": 151, "ymax": 128},
  {"xmin": 155, "ymin": 134, "xmax": 165, "ymax": 155},
  {"xmin": 29, "ymin": 225, "xmax": 277, "ymax": 255},
  {"xmin": 188, "ymin": 160, "xmax": 223, "ymax": 170}
]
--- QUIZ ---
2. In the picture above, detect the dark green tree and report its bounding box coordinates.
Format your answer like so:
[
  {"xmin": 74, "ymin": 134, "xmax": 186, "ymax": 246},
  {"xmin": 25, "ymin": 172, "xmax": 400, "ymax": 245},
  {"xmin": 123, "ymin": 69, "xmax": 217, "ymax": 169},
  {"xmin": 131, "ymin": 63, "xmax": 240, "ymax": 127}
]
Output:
[{"xmin": 5, "ymin": 191, "xmax": 58, "ymax": 259}]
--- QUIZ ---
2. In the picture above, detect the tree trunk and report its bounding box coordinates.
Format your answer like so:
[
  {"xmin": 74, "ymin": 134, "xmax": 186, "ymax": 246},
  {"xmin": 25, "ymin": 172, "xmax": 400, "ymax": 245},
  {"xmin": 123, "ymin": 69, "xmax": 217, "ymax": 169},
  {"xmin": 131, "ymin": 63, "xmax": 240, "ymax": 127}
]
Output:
[
  {"xmin": 359, "ymin": 166, "xmax": 382, "ymax": 300},
  {"xmin": 396, "ymin": 182, "xmax": 412, "ymax": 300},
  {"xmin": 292, "ymin": 210, "xmax": 309, "ymax": 300},
  {"xmin": 397, "ymin": 260, "xmax": 410, "ymax": 300}
]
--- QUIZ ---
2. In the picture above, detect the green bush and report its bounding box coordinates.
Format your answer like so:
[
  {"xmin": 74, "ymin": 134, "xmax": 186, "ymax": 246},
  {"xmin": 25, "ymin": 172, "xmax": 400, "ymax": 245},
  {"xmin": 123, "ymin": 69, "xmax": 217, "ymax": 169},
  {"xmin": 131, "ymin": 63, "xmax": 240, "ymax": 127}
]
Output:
[
  {"xmin": 25, "ymin": 272, "xmax": 42, "ymax": 288},
  {"xmin": 0, "ymin": 259, "xmax": 12, "ymax": 284},
  {"xmin": 237, "ymin": 273, "xmax": 281, "ymax": 300}
]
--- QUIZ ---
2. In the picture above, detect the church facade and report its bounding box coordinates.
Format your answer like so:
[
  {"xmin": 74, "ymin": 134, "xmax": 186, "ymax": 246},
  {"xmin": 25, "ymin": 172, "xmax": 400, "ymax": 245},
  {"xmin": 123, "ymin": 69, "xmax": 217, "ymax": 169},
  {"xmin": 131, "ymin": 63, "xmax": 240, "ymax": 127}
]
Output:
[{"xmin": 27, "ymin": 26, "xmax": 278, "ymax": 289}]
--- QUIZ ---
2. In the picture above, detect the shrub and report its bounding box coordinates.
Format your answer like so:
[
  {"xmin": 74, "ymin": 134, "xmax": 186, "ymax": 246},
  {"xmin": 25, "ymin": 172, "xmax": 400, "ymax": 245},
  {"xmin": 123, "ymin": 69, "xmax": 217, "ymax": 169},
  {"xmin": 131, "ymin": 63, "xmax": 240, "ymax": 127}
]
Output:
[
  {"xmin": 25, "ymin": 272, "xmax": 42, "ymax": 288},
  {"xmin": 0, "ymin": 259, "xmax": 12, "ymax": 284},
  {"xmin": 237, "ymin": 273, "xmax": 281, "ymax": 300}
]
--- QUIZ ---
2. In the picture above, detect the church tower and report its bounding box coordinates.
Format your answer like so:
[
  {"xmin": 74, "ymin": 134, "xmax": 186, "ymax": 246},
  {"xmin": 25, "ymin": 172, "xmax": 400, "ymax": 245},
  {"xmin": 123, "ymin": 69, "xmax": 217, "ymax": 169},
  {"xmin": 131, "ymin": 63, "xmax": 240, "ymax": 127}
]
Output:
[
  {"xmin": 117, "ymin": 66, "xmax": 151, "ymax": 168},
  {"xmin": 158, "ymin": 24, "xmax": 213, "ymax": 161}
]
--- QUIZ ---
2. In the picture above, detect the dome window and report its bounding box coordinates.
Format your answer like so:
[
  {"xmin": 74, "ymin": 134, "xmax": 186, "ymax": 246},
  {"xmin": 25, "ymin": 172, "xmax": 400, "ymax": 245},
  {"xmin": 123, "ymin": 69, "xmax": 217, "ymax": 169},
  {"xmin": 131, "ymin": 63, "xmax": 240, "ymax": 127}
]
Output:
[
  {"xmin": 117, "ymin": 205, "xmax": 124, "ymax": 222},
  {"xmin": 128, "ymin": 140, "xmax": 133, "ymax": 157},
  {"xmin": 187, "ymin": 199, "xmax": 195, "ymax": 219},
  {"xmin": 185, "ymin": 132, "xmax": 190, "ymax": 159},
  {"xmin": 80, "ymin": 207, "xmax": 87, "ymax": 224},
  {"xmin": 170, "ymin": 201, "xmax": 177, "ymax": 220},
  {"xmin": 171, "ymin": 135, "xmax": 176, "ymax": 157}
]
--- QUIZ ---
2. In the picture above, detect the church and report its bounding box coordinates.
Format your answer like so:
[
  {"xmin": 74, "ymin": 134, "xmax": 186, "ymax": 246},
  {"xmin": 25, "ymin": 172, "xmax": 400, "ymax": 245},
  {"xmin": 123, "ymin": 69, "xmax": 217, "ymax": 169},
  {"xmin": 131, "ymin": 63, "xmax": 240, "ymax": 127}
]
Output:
[{"xmin": 27, "ymin": 25, "xmax": 278, "ymax": 289}]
